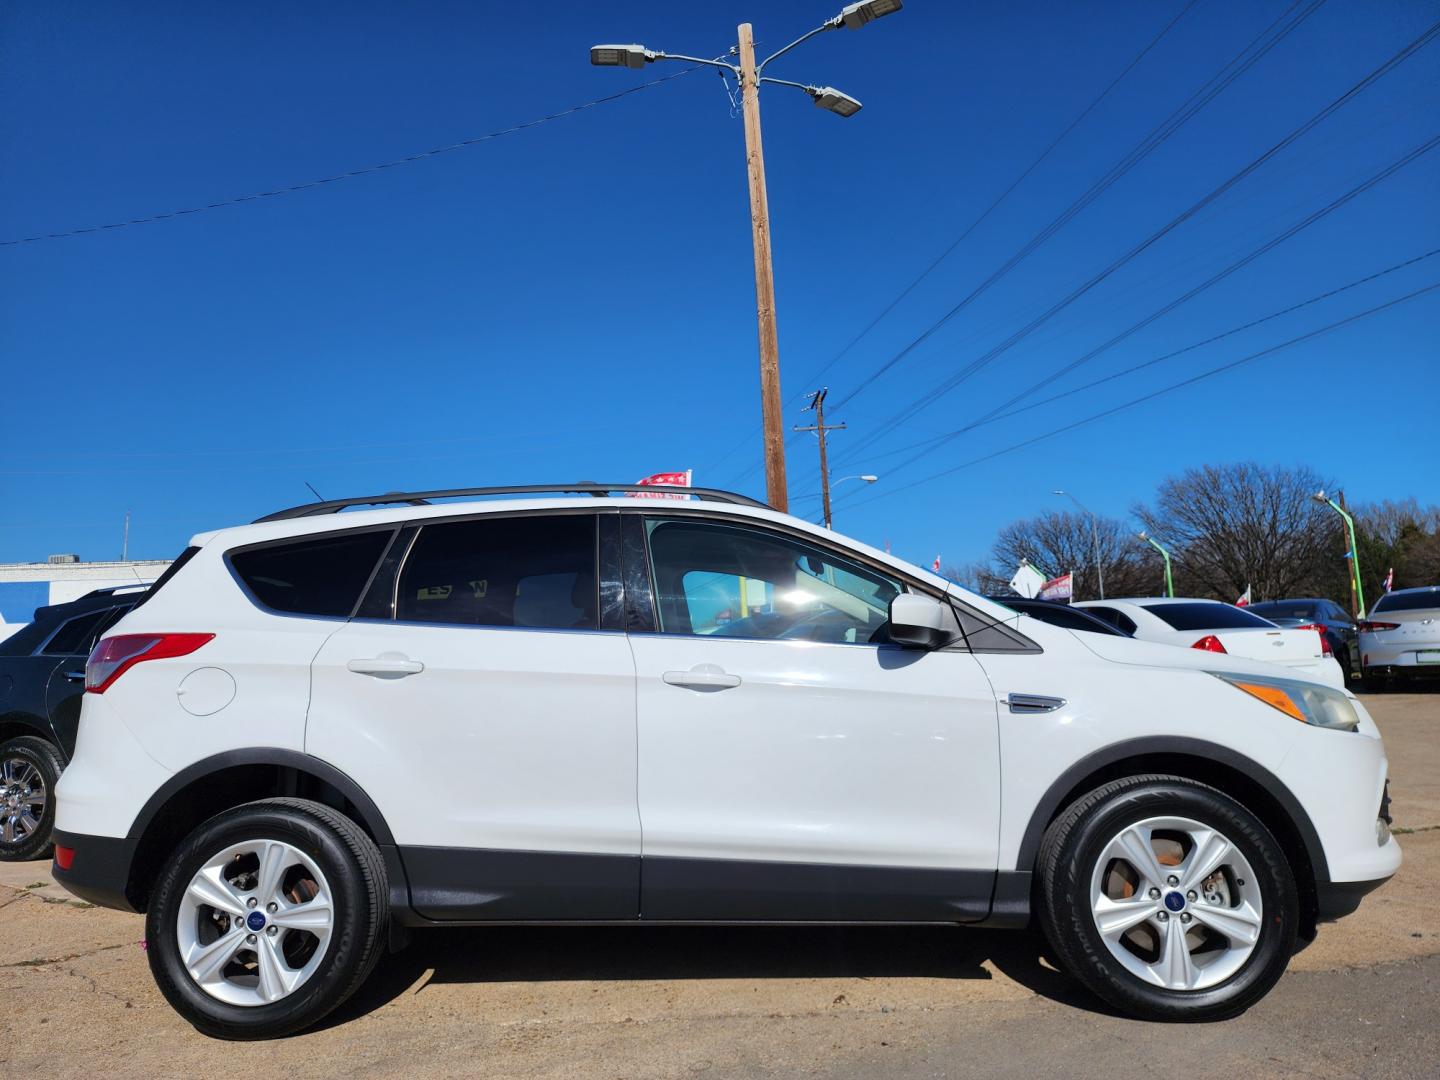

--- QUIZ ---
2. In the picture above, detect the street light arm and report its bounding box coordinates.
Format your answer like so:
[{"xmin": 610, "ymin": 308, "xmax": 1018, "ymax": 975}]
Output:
[
  {"xmin": 758, "ymin": 76, "xmax": 815, "ymax": 92},
  {"xmin": 653, "ymin": 52, "xmax": 740, "ymax": 74},
  {"xmin": 757, "ymin": 21, "xmax": 837, "ymax": 74}
]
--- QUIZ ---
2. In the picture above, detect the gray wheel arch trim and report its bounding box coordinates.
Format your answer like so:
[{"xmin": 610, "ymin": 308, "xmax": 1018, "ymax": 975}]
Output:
[
  {"xmin": 1014, "ymin": 736, "xmax": 1331, "ymax": 884},
  {"xmin": 125, "ymin": 748, "xmax": 396, "ymax": 847}
]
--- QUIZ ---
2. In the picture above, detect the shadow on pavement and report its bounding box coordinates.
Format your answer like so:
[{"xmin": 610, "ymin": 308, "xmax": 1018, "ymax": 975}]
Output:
[{"xmin": 319, "ymin": 923, "xmax": 1112, "ymax": 1031}]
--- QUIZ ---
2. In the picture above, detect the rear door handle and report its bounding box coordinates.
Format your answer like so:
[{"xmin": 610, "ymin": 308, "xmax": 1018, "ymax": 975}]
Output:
[
  {"xmin": 663, "ymin": 666, "xmax": 741, "ymax": 691},
  {"xmin": 347, "ymin": 657, "xmax": 424, "ymax": 677}
]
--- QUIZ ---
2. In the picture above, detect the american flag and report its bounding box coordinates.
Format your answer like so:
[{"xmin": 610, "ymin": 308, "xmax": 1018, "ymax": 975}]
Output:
[{"xmin": 627, "ymin": 470, "xmax": 693, "ymax": 500}]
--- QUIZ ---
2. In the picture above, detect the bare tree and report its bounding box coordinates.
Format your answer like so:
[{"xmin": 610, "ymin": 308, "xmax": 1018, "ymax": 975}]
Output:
[
  {"xmin": 1133, "ymin": 463, "xmax": 1337, "ymax": 601},
  {"xmin": 1355, "ymin": 499, "xmax": 1440, "ymax": 592},
  {"xmin": 989, "ymin": 510, "xmax": 1150, "ymax": 600}
]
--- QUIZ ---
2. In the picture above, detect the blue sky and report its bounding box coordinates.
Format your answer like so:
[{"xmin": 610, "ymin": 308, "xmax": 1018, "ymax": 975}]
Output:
[{"xmin": 2, "ymin": 1, "xmax": 1437, "ymax": 570}]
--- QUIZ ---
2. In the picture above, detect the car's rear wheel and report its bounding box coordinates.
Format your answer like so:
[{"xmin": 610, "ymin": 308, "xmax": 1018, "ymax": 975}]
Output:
[
  {"xmin": 146, "ymin": 798, "xmax": 387, "ymax": 1039},
  {"xmin": 0, "ymin": 735, "xmax": 63, "ymax": 862},
  {"xmin": 1038, "ymin": 775, "xmax": 1297, "ymax": 1021}
]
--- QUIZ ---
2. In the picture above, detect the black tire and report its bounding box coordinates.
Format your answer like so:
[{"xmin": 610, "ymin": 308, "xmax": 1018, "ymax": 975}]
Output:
[
  {"xmin": 0, "ymin": 735, "xmax": 64, "ymax": 862},
  {"xmin": 146, "ymin": 798, "xmax": 388, "ymax": 1040},
  {"xmin": 1335, "ymin": 647, "xmax": 1352, "ymax": 683},
  {"xmin": 1037, "ymin": 774, "xmax": 1298, "ymax": 1022}
]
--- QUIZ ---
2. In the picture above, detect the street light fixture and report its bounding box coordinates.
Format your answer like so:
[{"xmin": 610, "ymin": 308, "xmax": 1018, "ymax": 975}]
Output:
[
  {"xmin": 590, "ymin": 2, "xmax": 903, "ymax": 513},
  {"xmin": 807, "ymin": 85, "xmax": 864, "ymax": 116},
  {"xmin": 1311, "ymin": 490, "xmax": 1366, "ymax": 618},
  {"xmin": 838, "ymin": 474, "xmax": 879, "ymax": 484},
  {"xmin": 1137, "ymin": 531, "xmax": 1175, "ymax": 598},
  {"xmin": 588, "ymin": 44, "xmax": 654, "ymax": 69},
  {"xmin": 840, "ymin": 0, "xmax": 904, "ymax": 29},
  {"xmin": 1054, "ymin": 489, "xmax": 1105, "ymax": 600}
]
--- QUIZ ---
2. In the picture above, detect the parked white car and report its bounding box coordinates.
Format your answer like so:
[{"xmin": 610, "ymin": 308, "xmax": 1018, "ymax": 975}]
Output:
[
  {"xmin": 1074, "ymin": 597, "xmax": 1345, "ymax": 688},
  {"xmin": 1359, "ymin": 585, "xmax": 1440, "ymax": 688},
  {"xmin": 52, "ymin": 484, "xmax": 1398, "ymax": 1038}
]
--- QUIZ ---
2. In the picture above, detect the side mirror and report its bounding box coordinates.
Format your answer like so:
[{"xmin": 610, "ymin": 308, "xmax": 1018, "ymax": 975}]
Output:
[{"xmin": 888, "ymin": 593, "xmax": 955, "ymax": 649}]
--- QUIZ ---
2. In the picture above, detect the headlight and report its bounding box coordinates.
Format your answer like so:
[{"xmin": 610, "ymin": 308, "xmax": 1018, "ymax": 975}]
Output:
[{"xmin": 1209, "ymin": 671, "xmax": 1360, "ymax": 731}]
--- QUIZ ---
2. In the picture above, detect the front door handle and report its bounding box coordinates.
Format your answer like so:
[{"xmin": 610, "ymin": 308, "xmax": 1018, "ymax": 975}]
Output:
[
  {"xmin": 663, "ymin": 665, "xmax": 741, "ymax": 691},
  {"xmin": 347, "ymin": 656, "xmax": 424, "ymax": 678}
]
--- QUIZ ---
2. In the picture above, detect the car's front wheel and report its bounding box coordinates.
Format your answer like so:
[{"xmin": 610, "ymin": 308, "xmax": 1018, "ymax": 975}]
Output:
[
  {"xmin": 146, "ymin": 798, "xmax": 388, "ymax": 1039},
  {"xmin": 1038, "ymin": 775, "xmax": 1298, "ymax": 1021}
]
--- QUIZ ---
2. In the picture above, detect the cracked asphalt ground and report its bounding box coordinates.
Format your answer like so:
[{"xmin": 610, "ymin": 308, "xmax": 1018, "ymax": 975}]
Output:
[{"xmin": 3, "ymin": 692, "xmax": 1436, "ymax": 1079}]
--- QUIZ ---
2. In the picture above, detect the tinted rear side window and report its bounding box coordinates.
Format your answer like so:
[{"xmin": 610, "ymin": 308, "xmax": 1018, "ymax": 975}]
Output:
[
  {"xmin": 1371, "ymin": 589, "xmax": 1440, "ymax": 614},
  {"xmin": 1019, "ymin": 603, "xmax": 1124, "ymax": 635},
  {"xmin": 397, "ymin": 515, "xmax": 597, "ymax": 630},
  {"xmin": 1083, "ymin": 606, "xmax": 1138, "ymax": 635},
  {"xmin": 1146, "ymin": 603, "xmax": 1273, "ymax": 631},
  {"xmin": 231, "ymin": 531, "xmax": 392, "ymax": 617},
  {"xmin": 42, "ymin": 609, "xmax": 111, "ymax": 655}
]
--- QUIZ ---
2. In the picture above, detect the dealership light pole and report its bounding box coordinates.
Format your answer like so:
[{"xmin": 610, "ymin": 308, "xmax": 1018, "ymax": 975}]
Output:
[
  {"xmin": 1312, "ymin": 489, "xmax": 1365, "ymax": 618},
  {"xmin": 1054, "ymin": 490, "xmax": 1105, "ymax": 600},
  {"xmin": 591, "ymin": 0, "xmax": 903, "ymax": 512},
  {"xmin": 1137, "ymin": 531, "xmax": 1174, "ymax": 598}
]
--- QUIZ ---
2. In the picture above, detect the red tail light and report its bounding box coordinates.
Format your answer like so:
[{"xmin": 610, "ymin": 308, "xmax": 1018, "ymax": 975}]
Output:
[
  {"xmin": 1358, "ymin": 620, "xmax": 1400, "ymax": 633},
  {"xmin": 1294, "ymin": 624, "xmax": 1333, "ymax": 655},
  {"xmin": 85, "ymin": 633, "xmax": 214, "ymax": 694},
  {"xmin": 1192, "ymin": 634, "xmax": 1227, "ymax": 653},
  {"xmin": 54, "ymin": 845, "xmax": 75, "ymax": 871}
]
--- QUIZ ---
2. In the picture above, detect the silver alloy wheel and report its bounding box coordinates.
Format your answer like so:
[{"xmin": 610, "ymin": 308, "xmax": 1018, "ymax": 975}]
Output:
[
  {"xmin": 176, "ymin": 838, "xmax": 335, "ymax": 1007},
  {"xmin": 0, "ymin": 757, "xmax": 45, "ymax": 846},
  {"xmin": 1089, "ymin": 815, "xmax": 1264, "ymax": 992}
]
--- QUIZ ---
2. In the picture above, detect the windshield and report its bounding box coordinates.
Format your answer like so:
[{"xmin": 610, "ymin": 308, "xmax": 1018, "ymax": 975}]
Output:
[{"xmin": 1145, "ymin": 602, "xmax": 1274, "ymax": 631}]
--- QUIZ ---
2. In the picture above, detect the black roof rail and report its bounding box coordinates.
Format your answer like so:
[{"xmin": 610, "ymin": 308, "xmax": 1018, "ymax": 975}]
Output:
[{"xmin": 254, "ymin": 483, "xmax": 770, "ymax": 523}]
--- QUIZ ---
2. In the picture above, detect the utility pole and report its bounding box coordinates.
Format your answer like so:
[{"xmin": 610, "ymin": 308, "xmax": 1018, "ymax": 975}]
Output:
[
  {"xmin": 122, "ymin": 510, "xmax": 130, "ymax": 562},
  {"xmin": 738, "ymin": 24, "xmax": 788, "ymax": 512},
  {"xmin": 589, "ymin": 2, "xmax": 904, "ymax": 514},
  {"xmin": 794, "ymin": 388, "xmax": 847, "ymax": 528}
]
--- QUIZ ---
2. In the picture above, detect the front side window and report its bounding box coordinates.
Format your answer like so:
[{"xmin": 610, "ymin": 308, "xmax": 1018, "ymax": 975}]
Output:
[
  {"xmin": 645, "ymin": 517, "xmax": 902, "ymax": 645},
  {"xmin": 397, "ymin": 514, "xmax": 598, "ymax": 630},
  {"xmin": 230, "ymin": 530, "xmax": 392, "ymax": 617}
]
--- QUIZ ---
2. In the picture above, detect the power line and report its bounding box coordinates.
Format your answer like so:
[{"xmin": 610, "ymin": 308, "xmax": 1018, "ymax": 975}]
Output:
[
  {"xmin": 836, "ymin": 16, "xmax": 1439, "ymax": 465},
  {"xmin": 0, "ymin": 68, "xmax": 697, "ymax": 248},
  {"xmin": 838, "ymin": 280, "xmax": 1440, "ymax": 511},
  {"xmin": 853, "ymin": 136, "xmax": 1440, "ymax": 479},
  {"xmin": 702, "ymin": 0, "xmax": 1202, "ymax": 480},
  {"xmin": 858, "ymin": 245, "xmax": 1440, "ymax": 467},
  {"xmin": 825, "ymin": 0, "xmax": 1328, "ymax": 422}
]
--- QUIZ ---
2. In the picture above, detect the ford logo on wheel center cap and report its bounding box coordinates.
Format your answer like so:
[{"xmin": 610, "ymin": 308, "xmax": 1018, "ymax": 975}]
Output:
[
  {"xmin": 246, "ymin": 911, "xmax": 267, "ymax": 932},
  {"xmin": 1163, "ymin": 891, "xmax": 1186, "ymax": 913}
]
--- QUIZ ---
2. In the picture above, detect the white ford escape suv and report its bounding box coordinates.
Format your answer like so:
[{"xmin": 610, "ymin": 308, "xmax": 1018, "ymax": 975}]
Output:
[{"xmin": 53, "ymin": 483, "xmax": 1400, "ymax": 1039}]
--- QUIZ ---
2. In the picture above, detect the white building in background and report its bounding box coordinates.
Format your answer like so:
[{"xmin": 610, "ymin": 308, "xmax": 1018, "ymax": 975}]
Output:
[{"xmin": 0, "ymin": 554, "xmax": 172, "ymax": 640}]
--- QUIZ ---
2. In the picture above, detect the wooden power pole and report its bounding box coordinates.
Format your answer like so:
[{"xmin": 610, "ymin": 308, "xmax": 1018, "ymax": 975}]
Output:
[
  {"xmin": 794, "ymin": 388, "xmax": 847, "ymax": 529},
  {"xmin": 737, "ymin": 23, "xmax": 788, "ymax": 512}
]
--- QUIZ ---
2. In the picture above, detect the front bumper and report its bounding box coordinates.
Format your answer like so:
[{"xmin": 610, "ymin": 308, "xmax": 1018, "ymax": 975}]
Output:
[
  {"xmin": 1316, "ymin": 875, "xmax": 1394, "ymax": 920},
  {"xmin": 51, "ymin": 829, "xmax": 139, "ymax": 912}
]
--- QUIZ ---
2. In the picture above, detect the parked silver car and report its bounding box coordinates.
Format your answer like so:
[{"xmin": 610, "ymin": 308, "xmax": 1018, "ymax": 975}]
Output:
[{"xmin": 1360, "ymin": 585, "xmax": 1440, "ymax": 689}]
